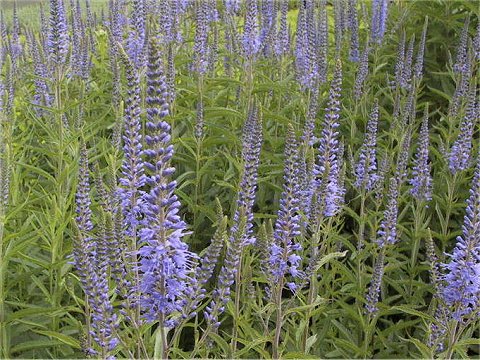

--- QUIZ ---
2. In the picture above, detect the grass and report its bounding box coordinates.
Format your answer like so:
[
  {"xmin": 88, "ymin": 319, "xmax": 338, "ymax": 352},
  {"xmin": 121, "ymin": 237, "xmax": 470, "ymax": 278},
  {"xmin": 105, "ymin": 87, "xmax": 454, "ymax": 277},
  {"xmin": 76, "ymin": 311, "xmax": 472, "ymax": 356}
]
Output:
[{"xmin": 1, "ymin": 0, "xmax": 108, "ymax": 27}]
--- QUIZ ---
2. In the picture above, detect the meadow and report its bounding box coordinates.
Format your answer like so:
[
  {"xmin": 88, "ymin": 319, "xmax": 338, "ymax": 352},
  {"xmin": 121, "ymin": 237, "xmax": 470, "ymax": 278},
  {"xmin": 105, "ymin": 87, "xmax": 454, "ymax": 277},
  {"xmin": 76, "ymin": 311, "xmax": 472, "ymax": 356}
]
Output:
[{"xmin": 0, "ymin": 0, "xmax": 479, "ymax": 359}]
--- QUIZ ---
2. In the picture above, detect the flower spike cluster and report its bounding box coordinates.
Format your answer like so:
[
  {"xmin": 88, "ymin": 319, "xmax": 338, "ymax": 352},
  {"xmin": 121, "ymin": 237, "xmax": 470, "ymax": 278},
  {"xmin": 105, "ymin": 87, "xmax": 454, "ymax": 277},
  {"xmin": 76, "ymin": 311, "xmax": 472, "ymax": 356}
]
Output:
[
  {"xmin": 243, "ymin": 0, "xmax": 260, "ymax": 58},
  {"xmin": 47, "ymin": 0, "xmax": 69, "ymax": 67},
  {"xmin": 269, "ymin": 125, "xmax": 303, "ymax": 292},
  {"xmin": 116, "ymin": 46, "xmax": 147, "ymax": 232},
  {"xmin": 205, "ymin": 103, "xmax": 263, "ymax": 328},
  {"xmin": 193, "ymin": 1, "xmax": 210, "ymax": 75},
  {"xmin": 311, "ymin": 59, "xmax": 345, "ymax": 220},
  {"xmin": 73, "ymin": 143, "xmax": 119, "ymax": 356},
  {"xmin": 441, "ymin": 149, "xmax": 480, "ymax": 320},
  {"xmin": 138, "ymin": 38, "xmax": 197, "ymax": 326},
  {"xmin": 370, "ymin": 0, "xmax": 389, "ymax": 44}
]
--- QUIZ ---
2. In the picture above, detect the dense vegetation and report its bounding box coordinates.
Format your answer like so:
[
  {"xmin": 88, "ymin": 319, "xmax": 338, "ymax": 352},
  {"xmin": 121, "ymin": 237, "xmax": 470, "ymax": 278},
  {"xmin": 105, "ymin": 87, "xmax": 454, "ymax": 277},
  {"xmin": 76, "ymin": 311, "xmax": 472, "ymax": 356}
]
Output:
[{"xmin": 0, "ymin": 0, "xmax": 479, "ymax": 358}]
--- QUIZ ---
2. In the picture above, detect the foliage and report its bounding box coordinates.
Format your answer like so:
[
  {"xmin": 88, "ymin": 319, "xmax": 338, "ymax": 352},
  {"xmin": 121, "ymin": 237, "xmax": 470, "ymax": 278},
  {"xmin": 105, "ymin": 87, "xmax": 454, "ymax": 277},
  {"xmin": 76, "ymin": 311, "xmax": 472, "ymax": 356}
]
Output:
[{"xmin": 0, "ymin": 0, "xmax": 479, "ymax": 359}]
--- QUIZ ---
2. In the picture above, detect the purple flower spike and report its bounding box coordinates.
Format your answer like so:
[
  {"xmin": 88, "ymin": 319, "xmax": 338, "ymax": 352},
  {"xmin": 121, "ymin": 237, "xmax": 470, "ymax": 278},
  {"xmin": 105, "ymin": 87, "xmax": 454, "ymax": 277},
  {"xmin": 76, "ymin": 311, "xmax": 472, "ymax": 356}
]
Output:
[
  {"xmin": 370, "ymin": 0, "xmax": 389, "ymax": 44},
  {"xmin": 448, "ymin": 57, "xmax": 471, "ymax": 119},
  {"xmin": 400, "ymin": 35, "xmax": 415, "ymax": 90},
  {"xmin": 354, "ymin": 44, "xmax": 370, "ymax": 100},
  {"xmin": 365, "ymin": 249, "xmax": 385, "ymax": 315},
  {"xmin": 449, "ymin": 83, "xmax": 476, "ymax": 174},
  {"xmin": 441, "ymin": 150, "xmax": 480, "ymax": 320},
  {"xmin": 224, "ymin": 0, "xmax": 240, "ymax": 15},
  {"xmin": 193, "ymin": 1, "xmax": 210, "ymax": 75},
  {"xmin": 10, "ymin": 2, "xmax": 22, "ymax": 61},
  {"xmin": 29, "ymin": 32, "xmax": 52, "ymax": 114},
  {"xmin": 234, "ymin": 103, "xmax": 263, "ymax": 247},
  {"xmin": 139, "ymin": 38, "xmax": 197, "ymax": 325},
  {"xmin": 206, "ymin": 104, "xmax": 262, "ymax": 328},
  {"xmin": 269, "ymin": 125, "xmax": 303, "ymax": 289},
  {"xmin": 198, "ymin": 215, "xmax": 227, "ymax": 287},
  {"xmin": 311, "ymin": 59, "xmax": 345, "ymax": 220},
  {"xmin": 348, "ymin": 0, "xmax": 360, "ymax": 62},
  {"xmin": 410, "ymin": 105, "xmax": 432, "ymax": 202},
  {"xmin": 414, "ymin": 17, "xmax": 428, "ymax": 79},
  {"xmin": 243, "ymin": 0, "xmax": 260, "ymax": 58},
  {"xmin": 74, "ymin": 144, "xmax": 94, "ymax": 260},
  {"xmin": 395, "ymin": 128, "xmax": 412, "ymax": 186},
  {"xmin": 302, "ymin": 86, "xmax": 319, "ymax": 146},
  {"xmin": 126, "ymin": 0, "xmax": 147, "ymax": 68},
  {"xmin": 316, "ymin": 0, "xmax": 329, "ymax": 84},
  {"xmin": 354, "ymin": 99, "xmax": 379, "ymax": 191},
  {"xmin": 73, "ymin": 143, "xmax": 119, "ymax": 356},
  {"xmin": 47, "ymin": 0, "xmax": 69, "ymax": 67},
  {"xmin": 116, "ymin": 47, "xmax": 146, "ymax": 232},
  {"xmin": 275, "ymin": 0, "xmax": 289, "ymax": 56},
  {"xmin": 167, "ymin": 45, "xmax": 176, "ymax": 104},
  {"xmin": 333, "ymin": 0, "xmax": 346, "ymax": 55},
  {"xmin": 295, "ymin": 0, "xmax": 318, "ymax": 90},
  {"xmin": 376, "ymin": 177, "xmax": 399, "ymax": 248},
  {"xmin": 393, "ymin": 30, "xmax": 406, "ymax": 89},
  {"xmin": 453, "ymin": 15, "xmax": 470, "ymax": 74}
]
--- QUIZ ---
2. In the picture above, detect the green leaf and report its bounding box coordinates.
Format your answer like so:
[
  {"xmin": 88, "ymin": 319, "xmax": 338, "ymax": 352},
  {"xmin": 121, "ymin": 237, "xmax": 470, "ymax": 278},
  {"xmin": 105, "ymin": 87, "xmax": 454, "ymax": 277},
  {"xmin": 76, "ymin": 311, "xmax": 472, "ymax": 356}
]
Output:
[
  {"xmin": 314, "ymin": 251, "xmax": 348, "ymax": 271},
  {"xmin": 10, "ymin": 339, "xmax": 66, "ymax": 354},
  {"xmin": 390, "ymin": 305, "xmax": 436, "ymax": 322},
  {"xmin": 285, "ymin": 296, "xmax": 327, "ymax": 315},
  {"xmin": 305, "ymin": 334, "xmax": 318, "ymax": 354},
  {"xmin": 283, "ymin": 352, "xmax": 319, "ymax": 359},
  {"xmin": 398, "ymin": 336, "xmax": 433, "ymax": 358},
  {"xmin": 207, "ymin": 331, "xmax": 231, "ymax": 357},
  {"xmin": 33, "ymin": 330, "xmax": 81, "ymax": 349}
]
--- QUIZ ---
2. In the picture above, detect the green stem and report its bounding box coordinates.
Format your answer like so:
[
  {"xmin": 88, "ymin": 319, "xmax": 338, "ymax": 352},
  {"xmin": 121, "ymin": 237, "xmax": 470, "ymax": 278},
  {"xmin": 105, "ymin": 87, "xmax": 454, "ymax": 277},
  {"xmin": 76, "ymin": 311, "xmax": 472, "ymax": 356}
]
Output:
[
  {"xmin": 272, "ymin": 278, "xmax": 285, "ymax": 359},
  {"xmin": 50, "ymin": 67, "xmax": 65, "ymax": 358},
  {"xmin": 231, "ymin": 253, "xmax": 243, "ymax": 354},
  {"xmin": 445, "ymin": 321, "xmax": 460, "ymax": 360},
  {"xmin": 358, "ymin": 191, "xmax": 367, "ymax": 250},
  {"xmin": 441, "ymin": 173, "xmax": 457, "ymax": 251},
  {"xmin": 362, "ymin": 314, "xmax": 375, "ymax": 359},
  {"xmin": 193, "ymin": 76, "xmax": 204, "ymax": 234},
  {"xmin": 154, "ymin": 315, "xmax": 169, "ymax": 360},
  {"xmin": 0, "ymin": 211, "xmax": 7, "ymax": 359},
  {"xmin": 356, "ymin": 191, "xmax": 367, "ymax": 306},
  {"xmin": 301, "ymin": 215, "xmax": 324, "ymax": 353}
]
